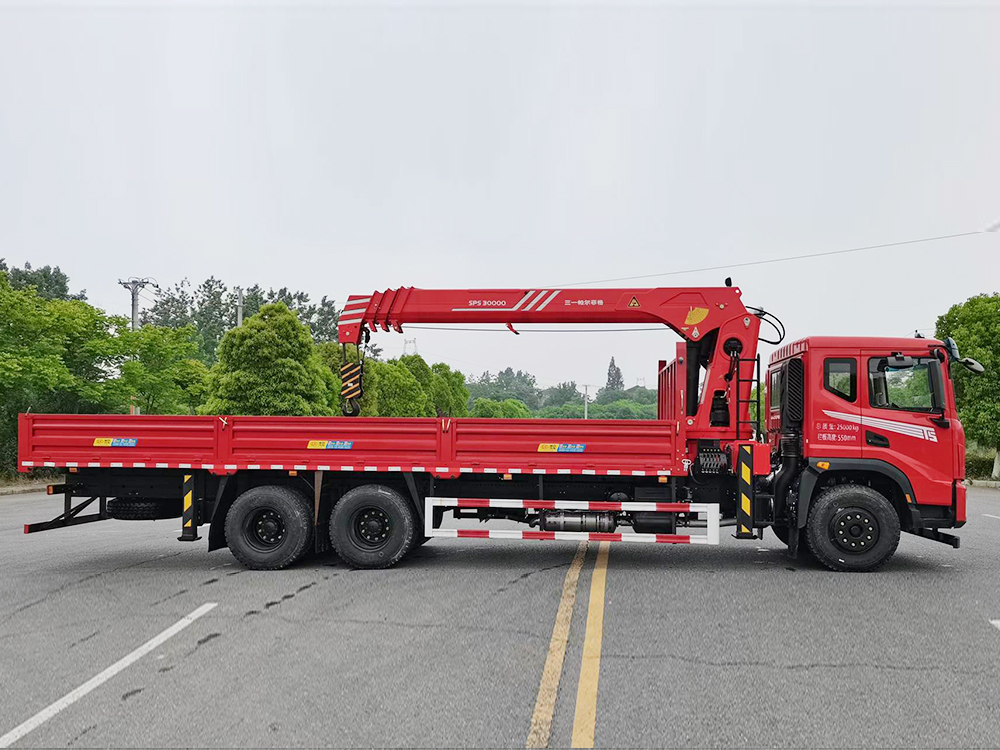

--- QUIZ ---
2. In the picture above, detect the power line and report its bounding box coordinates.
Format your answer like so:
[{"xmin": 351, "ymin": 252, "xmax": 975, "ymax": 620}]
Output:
[{"xmin": 554, "ymin": 227, "xmax": 992, "ymax": 288}]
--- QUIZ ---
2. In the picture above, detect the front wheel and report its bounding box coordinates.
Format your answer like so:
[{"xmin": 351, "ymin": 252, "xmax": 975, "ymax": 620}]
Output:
[
  {"xmin": 330, "ymin": 485, "xmax": 417, "ymax": 569},
  {"xmin": 805, "ymin": 484, "xmax": 900, "ymax": 572}
]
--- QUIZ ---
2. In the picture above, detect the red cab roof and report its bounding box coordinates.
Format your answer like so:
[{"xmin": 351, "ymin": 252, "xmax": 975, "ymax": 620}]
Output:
[{"xmin": 769, "ymin": 336, "xmax": 944, "ymax": 365}]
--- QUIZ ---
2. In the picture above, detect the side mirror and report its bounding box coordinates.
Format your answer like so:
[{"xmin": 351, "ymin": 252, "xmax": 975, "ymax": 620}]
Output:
[
  {"xmin": 944, "ymin": 337, "xmax": 961, "ymax": 362},
  {"xmin": 960, "ymin": 357, "xmax": 985, "ymax": 374}
]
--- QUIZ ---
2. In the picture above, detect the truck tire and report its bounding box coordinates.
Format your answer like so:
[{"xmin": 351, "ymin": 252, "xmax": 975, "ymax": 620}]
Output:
[
  {"xmin": 330, "ymin": 485, "xmax": 417, "ymax": 569},
  {"xmin": 805, "ymin": 484, "xmax": 900, "ymax": 572},
  {"xmin": 225, "ymin": 486, "xmax": 314, "ymax": 570},
  {"xmin": 107, "ymin": 498, "xmax": 181, "ymax": 521}
]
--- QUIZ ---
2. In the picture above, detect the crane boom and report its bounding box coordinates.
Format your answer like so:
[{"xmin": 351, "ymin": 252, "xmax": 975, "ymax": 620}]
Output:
[
  {"xmin": 337, "ymin": 287, "xmax": 750, "ymax": 345},
  {"xmin": 337, "ymin": 285, "xmax": 762, "ymax": 440}
]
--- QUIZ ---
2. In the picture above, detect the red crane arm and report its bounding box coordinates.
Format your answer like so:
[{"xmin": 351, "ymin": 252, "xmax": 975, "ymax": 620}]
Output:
[
  {"xmin": 337, "ymin": 285, "xmax": 762, "ymax": 438},
  {"xmin": 337, "ymin": 287, "xmax": 752, "ymax": 345}
]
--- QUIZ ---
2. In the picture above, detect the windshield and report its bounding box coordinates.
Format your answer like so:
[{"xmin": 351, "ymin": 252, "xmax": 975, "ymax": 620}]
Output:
[{"xmin": 868, "ymin": 357, "xmax": 944, "ymax": 412}]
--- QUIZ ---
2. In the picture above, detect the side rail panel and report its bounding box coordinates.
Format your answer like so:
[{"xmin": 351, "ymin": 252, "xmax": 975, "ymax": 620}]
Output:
[{"xmin": 425, "ymin": 497, "xmax": 720, "ymax": 545}]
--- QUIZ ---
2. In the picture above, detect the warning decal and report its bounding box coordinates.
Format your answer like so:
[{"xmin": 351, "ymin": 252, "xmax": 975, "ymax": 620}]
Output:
[{"xmin": 628, "ymin": 296, "xmax": 640, "ymax": 308}]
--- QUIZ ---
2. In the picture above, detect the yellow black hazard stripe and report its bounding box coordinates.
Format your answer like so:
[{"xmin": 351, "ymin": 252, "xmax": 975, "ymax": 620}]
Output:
[
  {"xmin": 178, "ymin": 473, "xmax": 200, "ymax": 542},
  {"xmin": 735, "ymin": 444, "xmax": 755, "ymax": 539},
  {"xmin": 341, "ymin": 362, "xmax": 363, "ymax": 400}
]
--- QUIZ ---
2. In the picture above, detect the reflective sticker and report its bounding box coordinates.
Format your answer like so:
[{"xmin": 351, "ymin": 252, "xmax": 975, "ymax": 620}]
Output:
[
  {"xmin": 93, "ymin": 438, "xmax": 137, "ymax": 447},
  {"xmin": 684, "ymin": 306, "xmax": 709, "ymax": 325},
  {"xmin": 307, "ymin": 440, "xmax": 354, "ymax": 450},
  {"xmin": 538, "ymin": 443, "xmax": 586, "ymax": 453}
]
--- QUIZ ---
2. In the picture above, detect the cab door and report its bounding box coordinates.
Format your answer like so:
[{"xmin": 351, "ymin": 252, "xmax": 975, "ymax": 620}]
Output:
[
  {"xmin": 860, "ymin": 350, "xmax": 954, "ymax": 505},
  {"xmin": 809, "ymin": 350, "xmax": 863, "ymax": 459}
]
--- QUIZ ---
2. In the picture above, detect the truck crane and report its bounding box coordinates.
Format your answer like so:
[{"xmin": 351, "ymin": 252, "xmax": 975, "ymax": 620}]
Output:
[{"xmin": 18, "ymin": 283, "xmax": 979, "ymax": 572}]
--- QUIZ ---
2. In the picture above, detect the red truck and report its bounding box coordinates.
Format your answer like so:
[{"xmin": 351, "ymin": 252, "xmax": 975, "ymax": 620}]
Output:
[{"xmin": 18, "ymin": 284, "xmax": 983, "ymax": 572}]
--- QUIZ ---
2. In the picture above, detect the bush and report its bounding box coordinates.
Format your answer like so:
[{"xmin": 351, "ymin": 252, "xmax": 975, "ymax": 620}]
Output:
[{"xmin": 966, "ymin": 452, "xmax": 997, "ymax": 480}]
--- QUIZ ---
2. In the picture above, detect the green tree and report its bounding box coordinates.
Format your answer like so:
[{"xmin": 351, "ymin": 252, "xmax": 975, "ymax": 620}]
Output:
[
  {"xmin": 431, "ymin": 363, "xmax": 470, "ymax": 417},
  {"xmin": 374, "ymin": 360, "xmax": 434, "ymax": 417},
  {"xmin": 470, "ymin": 397, "xmax": 504, "ymax": 418},
  {"xmin": 470, "ymin": 397, "xmax": 531, "ymax": 418},
  {"xmin": 748, "ymin": 383, "xmax": 767, "ymax": 437},
  {"xmin": 0, "ymin": 273, "xmax": 123, "ymax": 474},
  {"xmin": 623, "ymin": 385, "xmax": 657, "ymax": 405},
  {"xmin": 606, "ymin": 356, "xmax": 624, "ymax": 391},
  {"xmin": 173, "ymin": 357, "xmax": 210, "ymax": 414},
  {"xmin": 201, "ymin": 303, "xmax": 335, "ymax": 416},
  {"xmin": 540, "ymin": 381, "xmax": 579, "ymax": 408},
  {"xmin": 0, "ymin": 259, "xmax": 86, "ymax": 300},
  {"xmin": 141, "ymin": 279, "xmax": 195, "ymax": 329},
  {"xmin": 107, "ymin": 326, "xmax": 205, "ymax": 414},
  {"xmin": 936, "ymin": 293, "xmax": 1000, "ymax": 479},
  {"xmin": 192, "ymin": 276, "xmax": 228, "ymax": 363},
  {"xmin": 143, "ymin": 277, "xmax": 342, "ymax": 362},
  {"xmin": 467, "ymin": 368, "xmax": 541, "ymax": 410},
  {"xmin": 499, "ymin": 398, "xmax": 533, "ymax": 418},
  {"xmin": 398, "ymin": 354, "xmax": 433, "ymax": 390}
]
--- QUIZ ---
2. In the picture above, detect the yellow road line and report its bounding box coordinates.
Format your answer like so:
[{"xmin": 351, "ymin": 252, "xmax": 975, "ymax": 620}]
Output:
[
  {"xmin": 525, "ymin": 542, "xmax": 589, "ymax": 749},
  {"xmin": 571, "ymin": 541, "xmax": 610, "ymax": 748}
]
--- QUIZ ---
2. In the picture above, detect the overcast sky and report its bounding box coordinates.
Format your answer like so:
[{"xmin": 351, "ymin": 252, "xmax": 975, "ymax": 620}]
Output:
[{"xmin": 1, "ymin": 1, "xmax": 998, "ymax": 391}]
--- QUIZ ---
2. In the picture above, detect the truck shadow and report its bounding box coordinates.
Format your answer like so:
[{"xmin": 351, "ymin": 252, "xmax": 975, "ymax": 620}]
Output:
[{"xmin": 395, "ymin": 539, "xmax": 957, "ymax": 575}]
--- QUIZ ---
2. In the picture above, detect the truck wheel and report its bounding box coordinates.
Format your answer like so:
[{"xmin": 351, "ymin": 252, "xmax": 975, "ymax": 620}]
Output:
[
  {"xmin": 330, "ymin": 485, "xmax": 417, "ymax": 569},
  {"xmin": 225, "ymin": 486, "xmax": 314, "ymax": 570},
  {"xmin": 107, "ymin": 498, "xmax": 181, "ymax": 521},
  {"xmin": 805, "ymin": 484, "xmax": 900, "ymax": 572}
]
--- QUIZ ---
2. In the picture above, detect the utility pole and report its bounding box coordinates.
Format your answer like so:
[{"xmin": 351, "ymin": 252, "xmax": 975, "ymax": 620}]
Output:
[
  {"xmin": 583, "ymin": 385, "xmax": 589, "ymax": 419},
  {"xmin": 403, "ymin": 338, "xmax": 418, "ymax": 355},
  {"xmin": 236, "ymin": 287, "xmax": 244, "ymax": 326},
  {"xmin": 117, "ymin": 278, "xmax": 153, "ymax": 330}
]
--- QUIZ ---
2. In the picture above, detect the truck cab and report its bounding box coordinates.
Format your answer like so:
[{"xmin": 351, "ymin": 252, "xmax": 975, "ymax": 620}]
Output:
[{"xmin": 767, "ymin": 336, "xmax": 967, "ymax": 568}]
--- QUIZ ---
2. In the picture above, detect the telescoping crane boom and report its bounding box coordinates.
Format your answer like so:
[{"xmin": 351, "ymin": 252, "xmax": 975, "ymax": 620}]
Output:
[{"xmin": 337, "ymin": 285, "xmax": 764, "ymax": 440}]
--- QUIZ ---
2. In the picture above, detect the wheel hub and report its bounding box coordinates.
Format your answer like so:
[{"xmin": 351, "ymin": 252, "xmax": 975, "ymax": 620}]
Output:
[
  {"xmin": 353, "ymin": 508, "xmax": 391, "ymax": 548},
  {"xmin": 830, "ymin": 508, "xmax": 879, "ymax": 554},
  {"xmin": 247, "ymin": 508, "xmax": 285, "ymax": 549}
]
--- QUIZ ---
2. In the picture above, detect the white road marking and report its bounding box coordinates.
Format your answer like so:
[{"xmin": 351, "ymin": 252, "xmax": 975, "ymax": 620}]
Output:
[
  {"xmin": 982, "ymin": 514, "xmax": 1000, "ymax": 520},
  {"xmin": 991, "ymin": 620, "xmax": 1000, "ymax": 633},
  {"xmin": 0, "ymin": 602, "xmax": 217, "ymax": 748}
]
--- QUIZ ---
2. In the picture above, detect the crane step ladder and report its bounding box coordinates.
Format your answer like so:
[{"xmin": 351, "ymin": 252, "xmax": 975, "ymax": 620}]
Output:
[{"xmin": 424, "ymin": 497, "xmax": 721, "ymax": 545}]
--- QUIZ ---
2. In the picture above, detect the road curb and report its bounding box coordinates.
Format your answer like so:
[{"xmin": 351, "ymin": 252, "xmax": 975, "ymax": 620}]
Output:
[
  {"xmin": 0, "ymin": 485, "xmax": 49, "ymax": 497},
  {"xmin": 966, "ymin": 479, "xmax": 1000, "ymax": 489}
]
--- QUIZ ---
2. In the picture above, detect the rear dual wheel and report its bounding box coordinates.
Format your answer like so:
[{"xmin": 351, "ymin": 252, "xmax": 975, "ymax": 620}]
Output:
[
  {"xmin": 225, "ymin": 484, "xmax": 421, "ymax": 571},
  {"xmin": 225, "ymin": 486, "xmax": 314, "ymax": 570},
  {"xmin": 330, "ymin": 485, "xmax": 418, "ymax": 569}
]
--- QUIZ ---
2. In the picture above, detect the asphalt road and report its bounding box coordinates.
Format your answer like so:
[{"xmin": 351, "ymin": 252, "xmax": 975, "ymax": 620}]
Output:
[{"xmin": 1, "ymin": 487, "xmax": 999, "ymax": 748}]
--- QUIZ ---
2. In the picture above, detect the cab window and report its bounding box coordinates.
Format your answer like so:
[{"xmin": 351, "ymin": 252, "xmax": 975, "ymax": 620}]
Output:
[
  {"xmin": 769, "ymin": 368, "xmax": 783, "ymax": 412},
  {"xmin": 823, "ymin": 358, "xmax": 856, "ymax": 402},
  {"xmin": 867, "ymin": 357, "xmax": 942, "ymax": 412}
]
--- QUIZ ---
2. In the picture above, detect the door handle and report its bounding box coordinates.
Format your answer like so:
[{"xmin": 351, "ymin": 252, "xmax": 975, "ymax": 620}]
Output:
[{"xmin": 866, "ymin": 431, "xmax": 890, "ymax": 448}]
